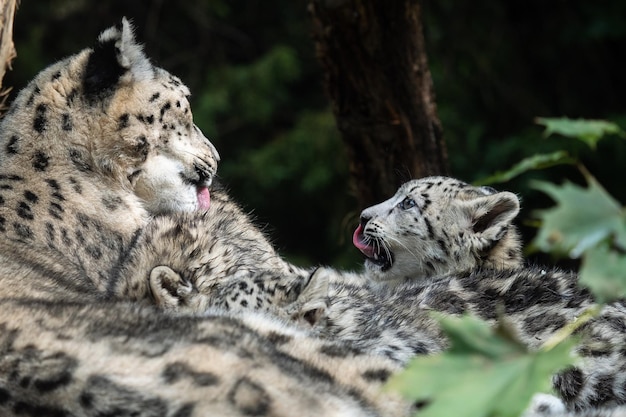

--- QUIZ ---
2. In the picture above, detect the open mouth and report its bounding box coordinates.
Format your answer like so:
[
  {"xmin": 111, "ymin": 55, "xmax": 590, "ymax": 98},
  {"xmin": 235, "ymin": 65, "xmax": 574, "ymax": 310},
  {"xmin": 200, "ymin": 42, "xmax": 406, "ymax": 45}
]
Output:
[{"xmin": 352, "ymin": 224, "xmax": 393, "ymax": 270}]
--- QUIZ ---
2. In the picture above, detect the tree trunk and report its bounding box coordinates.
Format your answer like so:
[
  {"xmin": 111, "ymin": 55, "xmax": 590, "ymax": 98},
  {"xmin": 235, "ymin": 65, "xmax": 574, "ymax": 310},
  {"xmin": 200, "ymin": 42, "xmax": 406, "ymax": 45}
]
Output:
[
  {"xmin": 0, "ymin": 0, "xmax": 18, "ymax": 112},
  {"xmin": 309, "ymin": 0, "xmax": 448, "ymax": 207}
]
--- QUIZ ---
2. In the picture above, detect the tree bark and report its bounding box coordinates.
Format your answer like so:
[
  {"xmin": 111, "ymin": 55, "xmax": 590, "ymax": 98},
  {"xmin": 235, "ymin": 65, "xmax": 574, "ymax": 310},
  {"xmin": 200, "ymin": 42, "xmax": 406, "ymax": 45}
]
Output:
[
  {"xmin": 0, "ymin": 0, "xmax": 17, "ymax": 111},
  {"xmin": 309, "ymin": 0, "xmax": 448, "ymax": 207}
]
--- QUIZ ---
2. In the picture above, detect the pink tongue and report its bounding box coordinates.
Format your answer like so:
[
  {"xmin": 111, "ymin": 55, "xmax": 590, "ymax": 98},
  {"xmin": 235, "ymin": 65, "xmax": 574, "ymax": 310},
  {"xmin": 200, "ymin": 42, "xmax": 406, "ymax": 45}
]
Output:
[
  {"xmin": 353, "ymin": 224, "xmax": 375, "ymax": 258},
  {"xmin": 197, "ymin": 187, "xmax": 211, "ymax": 210}
]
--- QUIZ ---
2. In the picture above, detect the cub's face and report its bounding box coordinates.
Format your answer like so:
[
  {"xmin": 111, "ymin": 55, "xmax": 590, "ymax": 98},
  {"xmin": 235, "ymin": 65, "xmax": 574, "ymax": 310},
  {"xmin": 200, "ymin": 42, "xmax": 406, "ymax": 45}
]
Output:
[{"xmin": 353, "ymin": 177, "xmax": 520, "ymax": 284}]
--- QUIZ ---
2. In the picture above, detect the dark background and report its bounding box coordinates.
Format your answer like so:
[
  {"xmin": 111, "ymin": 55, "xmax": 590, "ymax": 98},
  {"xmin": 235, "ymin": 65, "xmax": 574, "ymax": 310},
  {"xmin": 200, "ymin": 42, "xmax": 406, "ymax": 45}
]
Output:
[{"xmin": 5, "ymin": 1, "xmax": 626, "ymax": 268}]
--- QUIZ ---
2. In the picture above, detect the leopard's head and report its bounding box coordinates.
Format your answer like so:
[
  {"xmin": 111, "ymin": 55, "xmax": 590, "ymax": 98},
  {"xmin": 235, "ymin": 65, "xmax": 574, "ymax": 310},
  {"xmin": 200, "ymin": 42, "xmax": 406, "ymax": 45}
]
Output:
[
  {"xmin": 353, "ymin": 177, "xmax": 522, "ymax": 285},
  {"xmin": 1, "ymin": 18, "xmax": 219, "ymax": 214},
  {"xmin": 88, "ymin": 18, "xmax": 220, "ymax": 213}
]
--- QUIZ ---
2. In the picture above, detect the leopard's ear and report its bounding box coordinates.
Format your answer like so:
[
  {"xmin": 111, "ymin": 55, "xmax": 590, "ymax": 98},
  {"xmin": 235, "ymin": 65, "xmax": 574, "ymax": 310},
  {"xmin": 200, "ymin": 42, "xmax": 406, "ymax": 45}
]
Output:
[
  {"xmin": 149, "ymin": 265, "xmax": 191, "ymax": 310},
  {"xmin": 83, "ymin": 17, "xmax": 152, "ymax": 99},
  {"xmin": 463, "ymin": 191, "xmax": 520, "ymax": 243}
]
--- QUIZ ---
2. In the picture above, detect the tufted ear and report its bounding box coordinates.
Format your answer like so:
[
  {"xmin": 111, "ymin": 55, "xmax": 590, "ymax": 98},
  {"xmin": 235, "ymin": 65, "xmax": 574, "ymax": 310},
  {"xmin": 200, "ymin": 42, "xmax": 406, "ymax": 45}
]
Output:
[
  {"xmin": 463, "ymin": 191, "xmax": 520, "ymax": 243},
  {"xmin": 149, "ymin": 265, "xmax": 192, "ymax": 310},
  {"xmin": 83, "ymin": 17, "xmax": 152, "ymax": 99},
  {"xmin": 289, "ymin": 267, "xmax": 331, "ymax": 327}
]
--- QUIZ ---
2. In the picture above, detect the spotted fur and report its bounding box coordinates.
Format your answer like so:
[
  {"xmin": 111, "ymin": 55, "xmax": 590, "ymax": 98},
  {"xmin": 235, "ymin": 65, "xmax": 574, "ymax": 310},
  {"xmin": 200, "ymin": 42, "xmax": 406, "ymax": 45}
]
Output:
[
  {"xmin": 0, "ymin": 299, "xmax": 409, "ymax": 417},
  {"xmin": 297, "ymin": 265, "xmax": 626, "ymax": 414},
  {"xmin": 256, "ymin": 265, "xmax": 625, "ymax": 413}
]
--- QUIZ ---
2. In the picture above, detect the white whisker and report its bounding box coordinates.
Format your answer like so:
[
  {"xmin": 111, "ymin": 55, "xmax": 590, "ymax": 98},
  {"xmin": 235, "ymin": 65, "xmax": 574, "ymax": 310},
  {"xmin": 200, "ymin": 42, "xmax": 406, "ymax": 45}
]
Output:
[
  {"xmin": 363, "ymin": 230, "xmax": 393, "ymax": 264},
  {"xmin": 386, "ymin": 235, "xmax": 421, "ymax": 264},
  {"xmin": 380, "ymin": 239, "xmax": 392, "ymax": 262}
]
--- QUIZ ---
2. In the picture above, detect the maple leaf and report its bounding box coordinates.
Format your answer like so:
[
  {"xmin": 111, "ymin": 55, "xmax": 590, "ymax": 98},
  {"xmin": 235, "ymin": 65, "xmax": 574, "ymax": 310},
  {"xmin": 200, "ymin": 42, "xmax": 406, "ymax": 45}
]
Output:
[{"xmin": 532, "ymin": 174, "xmax": 626, "ymax": 258}]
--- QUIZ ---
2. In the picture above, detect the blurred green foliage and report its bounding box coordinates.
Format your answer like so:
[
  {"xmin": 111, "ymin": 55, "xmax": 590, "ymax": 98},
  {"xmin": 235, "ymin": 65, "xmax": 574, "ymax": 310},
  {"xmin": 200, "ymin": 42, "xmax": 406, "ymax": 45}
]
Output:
[
  {"xmin": 388, "ymin": 314, "xmax": 577, "ymax": 417},
  {"xmin": 4, "ymin": 0, "xmax": 626, "ymax": 267}
]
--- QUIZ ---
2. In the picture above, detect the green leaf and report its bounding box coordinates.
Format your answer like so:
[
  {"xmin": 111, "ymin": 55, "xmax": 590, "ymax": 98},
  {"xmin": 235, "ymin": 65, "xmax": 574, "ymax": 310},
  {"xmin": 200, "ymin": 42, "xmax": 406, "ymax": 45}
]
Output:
[
  {"xmin": 474, "ymin": 151, "xmax": 575, "ymax": 185},
  {"xmin": 387, "ymin": 315, "xmax": 576, "ymax": 417},
  {"xmin": 435, "ymin": 312, "xmax": 525, "ymax": 359},
  {"xmin": 532, "ymin": 174, "xmax": 626, "ymax": 258},
  {"xmin": 579, "ymin": 241, "xmax": 626, "ymax": 303},
  {"xmin": 535, "ymin": 117, "xmax": 625, "ymax": 149}
]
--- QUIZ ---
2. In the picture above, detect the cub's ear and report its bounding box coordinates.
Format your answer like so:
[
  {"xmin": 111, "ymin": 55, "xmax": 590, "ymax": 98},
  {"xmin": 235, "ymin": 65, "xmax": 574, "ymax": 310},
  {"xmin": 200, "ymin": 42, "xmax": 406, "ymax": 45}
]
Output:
[
  {"xmin": 463, "ymin": 191, "xmax": 520, "ymax": 243},
  {"xmin": 83, "ymin": 17, "xmax": 152, "ymax": 99},
  {"xmin": 290, "ymin": 267, "xmax": 331, "ymax": 327},
  {"xmin": 149, "ymin": 265, "xmax": 192, "ymax": 310}
]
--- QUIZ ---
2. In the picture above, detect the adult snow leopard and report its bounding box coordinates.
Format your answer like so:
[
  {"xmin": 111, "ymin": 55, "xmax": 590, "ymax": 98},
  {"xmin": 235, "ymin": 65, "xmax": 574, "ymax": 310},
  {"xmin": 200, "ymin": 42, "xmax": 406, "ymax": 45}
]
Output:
[{"xmin": 0, "ymin": 19, "xmax": 412, "ymax": 417}]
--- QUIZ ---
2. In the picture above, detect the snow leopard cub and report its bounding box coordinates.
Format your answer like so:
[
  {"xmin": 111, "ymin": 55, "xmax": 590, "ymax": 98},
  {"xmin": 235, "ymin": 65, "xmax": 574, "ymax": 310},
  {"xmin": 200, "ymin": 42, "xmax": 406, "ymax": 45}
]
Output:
[{"xmin": 353, "ymin": 176, "xmax": 523, "ymax": 285}]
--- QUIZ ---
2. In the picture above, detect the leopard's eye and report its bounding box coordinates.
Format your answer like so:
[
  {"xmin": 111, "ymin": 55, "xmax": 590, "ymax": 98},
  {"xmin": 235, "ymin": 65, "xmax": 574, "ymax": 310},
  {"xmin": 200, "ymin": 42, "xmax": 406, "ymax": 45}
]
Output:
[
  {"xmin": 398, "ymin": 197, "xmax": 416, "ymax": 210},
  {"xmin": 479, "ymin": 186, "xmax": 498, "ymax": 195}
]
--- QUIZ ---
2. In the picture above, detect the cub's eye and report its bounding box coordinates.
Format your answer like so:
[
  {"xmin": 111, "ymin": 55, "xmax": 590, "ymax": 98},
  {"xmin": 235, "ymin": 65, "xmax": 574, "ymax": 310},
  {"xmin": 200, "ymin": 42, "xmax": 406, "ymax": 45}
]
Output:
[
  {"xmin": 479, "ymin": 186, "xmax": 498, "ymax": 195},
  {"xmin": 398, "ymin": 197, "xmax": 416, "ymax": 210}
]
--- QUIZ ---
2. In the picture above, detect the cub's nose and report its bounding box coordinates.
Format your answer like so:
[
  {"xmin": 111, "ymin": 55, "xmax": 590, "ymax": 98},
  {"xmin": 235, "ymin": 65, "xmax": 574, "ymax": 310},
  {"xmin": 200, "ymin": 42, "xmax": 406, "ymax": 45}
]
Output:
[{"xmin": 359, "ymin": 214, "xmax": 371, "ymax": 228}]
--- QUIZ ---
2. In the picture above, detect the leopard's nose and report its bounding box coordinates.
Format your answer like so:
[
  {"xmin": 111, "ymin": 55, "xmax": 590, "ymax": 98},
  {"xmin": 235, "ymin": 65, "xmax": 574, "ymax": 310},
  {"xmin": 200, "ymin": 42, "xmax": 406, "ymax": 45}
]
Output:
[
  {"xmin": 359, "ymin": 214, "xmax": 371, "ymax": 228},
  {"xmin": 194, "ymin": 162, "xmax": 213, "ymax": 184}
]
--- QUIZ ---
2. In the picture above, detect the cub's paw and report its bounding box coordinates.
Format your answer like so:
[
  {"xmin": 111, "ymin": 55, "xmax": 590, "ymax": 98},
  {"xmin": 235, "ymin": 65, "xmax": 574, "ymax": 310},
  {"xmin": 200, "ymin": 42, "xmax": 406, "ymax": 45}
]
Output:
[{"xmin": 149, "ymin": 265, "xmax": 194, "ymax": 310}]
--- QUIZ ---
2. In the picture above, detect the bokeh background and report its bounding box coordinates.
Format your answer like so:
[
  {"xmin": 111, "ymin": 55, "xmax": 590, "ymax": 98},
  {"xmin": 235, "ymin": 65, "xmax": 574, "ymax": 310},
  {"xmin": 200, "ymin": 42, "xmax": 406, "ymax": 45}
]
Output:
[{"xmin": 5, "ymin": 1, "xmax": 626, "ymax": 268}]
